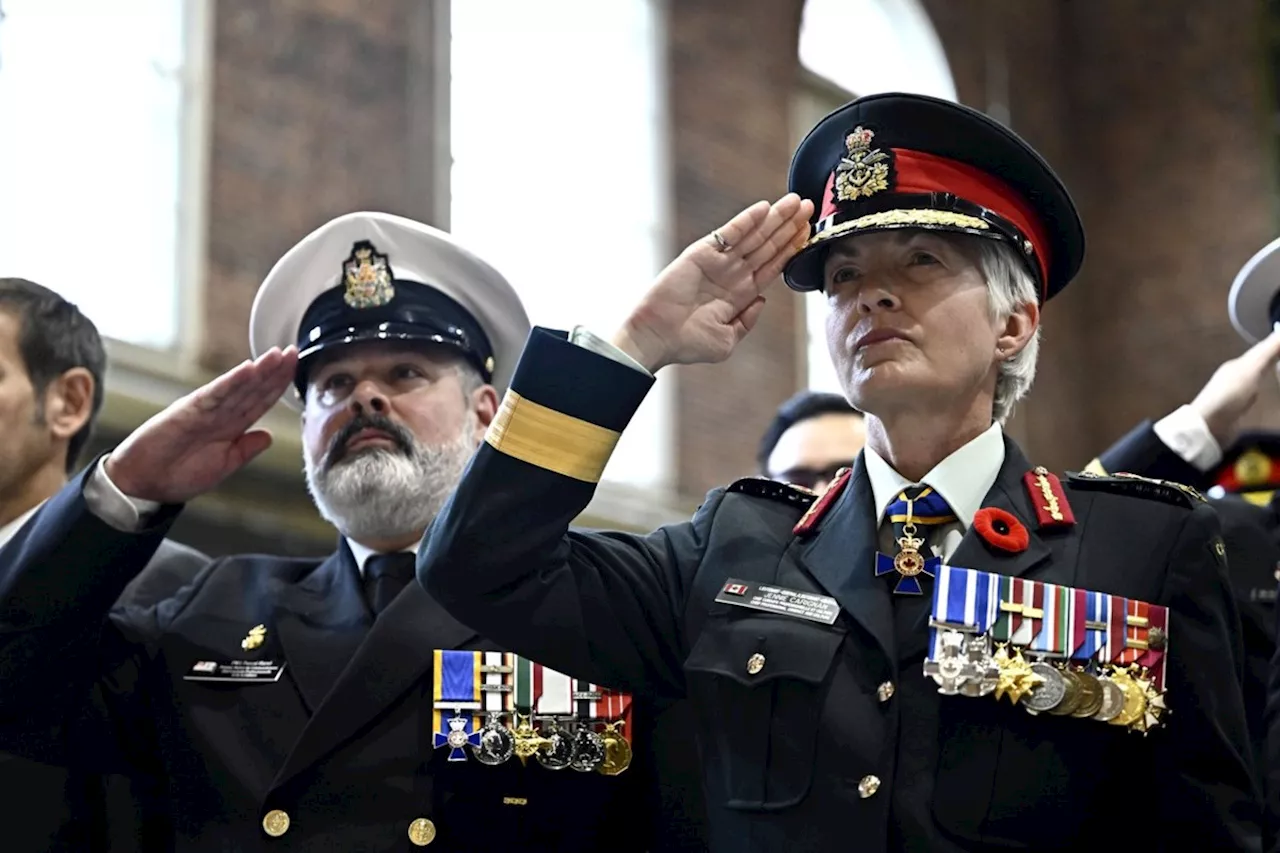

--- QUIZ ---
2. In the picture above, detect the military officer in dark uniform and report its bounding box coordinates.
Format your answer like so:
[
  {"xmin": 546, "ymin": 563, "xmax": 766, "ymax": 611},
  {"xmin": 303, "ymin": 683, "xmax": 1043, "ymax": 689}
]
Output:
[
  {"xmin": 1085, "ymin": 241, "xmax": 1280, "ymax": 815},
  {"xmin": 419, "ymin": 93, "xmax": 1261, "ymax": 851},
  {"xmin": 0, "ymin": 213, "xmax": 655, "ymax": 850}
]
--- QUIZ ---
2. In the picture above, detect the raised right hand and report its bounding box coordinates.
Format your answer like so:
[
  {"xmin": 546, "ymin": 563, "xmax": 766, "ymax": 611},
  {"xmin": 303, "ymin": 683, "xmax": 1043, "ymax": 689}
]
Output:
[
  {"xmin": 1189, "ymin": 325, "xmax": 1280, "ymax": 447},
  {"xmin": 104, "ymin": 347, "xmax": 298, "ymax": 504},
  {"xmin": 611, "ymin": 193, "xmax": 814, "ymax": 372}
]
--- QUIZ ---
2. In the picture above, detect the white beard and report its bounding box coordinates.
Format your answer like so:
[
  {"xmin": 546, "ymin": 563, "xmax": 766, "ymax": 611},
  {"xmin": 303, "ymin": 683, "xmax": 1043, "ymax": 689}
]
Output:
[{"xmin": 304, "ymin": 412, "xmax": 478, "ymax": 544}]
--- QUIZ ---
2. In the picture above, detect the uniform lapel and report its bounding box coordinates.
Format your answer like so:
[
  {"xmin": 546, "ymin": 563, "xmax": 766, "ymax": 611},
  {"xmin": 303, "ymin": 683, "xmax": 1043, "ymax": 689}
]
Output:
[
  {"xmin": 274, "ymin": 542, "xmax": 370, "ymax": 713},
  {"xmin": 269, "ymin": 569, "xmax": 481, "ymax": 792},
  {"xmin": 945, "ymin": 438, "xmax": 1052, "ymax": 580},
  {"xmin": 794, "ymin": 456, "xmax": 896, "ymax": 664}
]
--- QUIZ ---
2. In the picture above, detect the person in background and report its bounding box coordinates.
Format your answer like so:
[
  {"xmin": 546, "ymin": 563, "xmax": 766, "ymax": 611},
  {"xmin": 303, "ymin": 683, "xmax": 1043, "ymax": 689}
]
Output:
[
  {"xmin": 0, "ymin": 278, "xmax": 207, "ymax": 852},
  {"xmin": 758, "ymin": 390, "xmax": 865, "ymax": 491},
  {"xmin": 1086, "ymin": 237, "xmax": 1280, "ymax": 850}
]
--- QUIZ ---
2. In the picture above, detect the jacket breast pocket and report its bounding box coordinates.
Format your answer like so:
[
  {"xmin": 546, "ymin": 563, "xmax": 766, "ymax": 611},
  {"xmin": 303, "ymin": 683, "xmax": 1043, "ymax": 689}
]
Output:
[{"xmin": 683, "ymin": 613, "xmax": 845, "ymax": 811}]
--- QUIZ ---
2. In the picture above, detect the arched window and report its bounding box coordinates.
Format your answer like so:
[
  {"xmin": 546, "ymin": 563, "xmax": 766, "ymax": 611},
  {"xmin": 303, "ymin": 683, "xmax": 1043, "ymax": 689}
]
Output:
[
  {"xmin": 449, "ymin": 0, "xmax": 671, "ymax": 490},
  {"xmin": 0, "ymin": 0, "xmax": 209, "ymax": 350},
  {"xmin": 795, "ymin": 0, "xmax": 955, "ymax": 394}
]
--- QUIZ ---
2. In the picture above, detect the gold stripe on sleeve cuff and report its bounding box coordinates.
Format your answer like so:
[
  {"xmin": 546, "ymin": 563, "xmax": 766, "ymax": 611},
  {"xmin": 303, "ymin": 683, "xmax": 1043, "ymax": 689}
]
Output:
[
  {"xmin": 484, "ymin": 391, "xmax": 621, "ymax": 483},
  {"xmin": 1083, "ymin": 458, "xmax": 1108, "ymax": 476}
]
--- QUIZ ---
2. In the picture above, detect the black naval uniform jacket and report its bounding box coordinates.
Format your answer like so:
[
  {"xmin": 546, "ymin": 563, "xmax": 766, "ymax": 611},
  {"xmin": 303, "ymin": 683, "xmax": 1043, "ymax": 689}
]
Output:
[
  {"xmin": 0, "ymin": 467, "xmax": 652, "ymax": 852},
  {"xmin": 419, "ymin": 328, "xmax": 1261, "ymax": 853},
  {"xmin": 1, "ymin": 533, "xmax": 209, "ymax": 853}
]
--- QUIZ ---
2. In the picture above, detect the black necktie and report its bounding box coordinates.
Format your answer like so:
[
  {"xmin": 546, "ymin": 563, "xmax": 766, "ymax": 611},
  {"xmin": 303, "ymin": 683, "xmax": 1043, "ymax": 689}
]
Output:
[{"xmin": 363, "ymin": 552, "xmax": 416, "ymax": 615}]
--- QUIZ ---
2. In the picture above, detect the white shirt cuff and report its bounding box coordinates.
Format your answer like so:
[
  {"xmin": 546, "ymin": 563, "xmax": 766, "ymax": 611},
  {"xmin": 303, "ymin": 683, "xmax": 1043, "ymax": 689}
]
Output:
[
  {"xmin": 83, "ymin": 456, "xmax": 163, "ymax": 532},
  {"xmin": 569, "ymin": 326, "xmax": 654, "ymax": 377},
  {"xmin": 1152, "ymin": 404, "xmax": 1223, "ymax": 473}
]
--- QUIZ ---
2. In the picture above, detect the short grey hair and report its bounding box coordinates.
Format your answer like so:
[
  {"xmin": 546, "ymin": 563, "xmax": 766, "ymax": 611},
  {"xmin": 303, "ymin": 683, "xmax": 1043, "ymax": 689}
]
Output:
[
  {"xmin": 455, "ymin": 359, "xmax": 485, "ymax": 398},
  {"xmin": 975, "ymin": 239, "xmax": 1040, "ymax": 424}
]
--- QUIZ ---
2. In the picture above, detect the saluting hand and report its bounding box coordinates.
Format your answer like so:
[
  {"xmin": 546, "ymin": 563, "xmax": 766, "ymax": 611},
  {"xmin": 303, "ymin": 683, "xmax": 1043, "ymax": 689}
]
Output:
[
  {"xmin": 611, "ymin": 193, "xmax": 814, "ymax": 373},
  {"xmin": 104, "ymin": 347, "xmax": 299, "ymax": 504},
  {"xmin": 1189, "ymin": 325, "xmax": 1280, "ymax": 447}
]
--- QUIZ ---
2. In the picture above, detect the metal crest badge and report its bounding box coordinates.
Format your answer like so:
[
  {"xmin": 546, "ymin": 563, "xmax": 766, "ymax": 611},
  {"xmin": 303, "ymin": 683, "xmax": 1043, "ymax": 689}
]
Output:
[
  {"xmin": 241, "ymin": 624, "xmax": 267, "ymax": 651},
  {"xmin": 342, "ymin": 239, "xmax": 396, "ymax": 309},
  {"xmin": 834, "ymin": 126, "xmax": 893, "ymax": 202}
]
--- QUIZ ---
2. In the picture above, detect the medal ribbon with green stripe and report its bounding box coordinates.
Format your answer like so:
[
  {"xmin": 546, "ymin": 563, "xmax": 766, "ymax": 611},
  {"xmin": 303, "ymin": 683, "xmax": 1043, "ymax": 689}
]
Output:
[
  {"xmin": 514, "ymin": 654, "xmax": 535, "ymax": 714},
  {"xmin": 1027, "ymin": 582, "xmax": 1071, "ymax": 656}
]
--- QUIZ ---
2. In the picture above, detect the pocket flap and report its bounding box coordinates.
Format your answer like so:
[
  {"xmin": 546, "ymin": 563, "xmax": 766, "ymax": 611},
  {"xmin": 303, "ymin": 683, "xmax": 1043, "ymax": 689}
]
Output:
[{"xmin": 684, "ymin": 614, "xmax": 845, "ymax": 687}]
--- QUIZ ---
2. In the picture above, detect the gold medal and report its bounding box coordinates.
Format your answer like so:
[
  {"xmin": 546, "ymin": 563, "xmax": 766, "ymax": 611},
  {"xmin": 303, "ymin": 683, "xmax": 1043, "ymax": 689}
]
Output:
[
  {"xmin": 1107, "ymin": 667, "xmax": 1147, "ymax": 728},
  {"xmin": 598, "ymin": 721, "xmax": 632, "ymax": 776},
  {"xmin": 1126, "ymin": 669, "xmax": 1168, "ymax": 734},
  {"xmin": 1069, "ymin": 669, "xmax": 1104, "ymax": 718},
  {"xmin": 511, "ymin": 714, "xmax": 549, "ymax": 766},
  {"xmin": 992, "ymin": 645, "xmax": 1044, "ymax": 705},
  {"xmin": 893, "ymin": 531, "xmax": 927, "ymax": 578}
]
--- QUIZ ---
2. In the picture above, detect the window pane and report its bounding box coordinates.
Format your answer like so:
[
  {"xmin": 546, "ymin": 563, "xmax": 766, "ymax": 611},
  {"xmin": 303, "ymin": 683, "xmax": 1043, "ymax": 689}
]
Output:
[
  {"xmin": 798, "ymin": 0, "xmax": 955, "ymax": 102},
  {"xmin": 0, "ymin": 0, "xmax": 187, "ymax": 348},
  {"xmin": 451, "ymin": 0, "xmax": 670, "ymax": 487}
]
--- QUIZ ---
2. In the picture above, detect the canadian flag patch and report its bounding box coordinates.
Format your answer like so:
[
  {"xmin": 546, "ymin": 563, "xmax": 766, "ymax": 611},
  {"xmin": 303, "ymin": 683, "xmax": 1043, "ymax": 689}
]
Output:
[{"xmin": 723, "ymin": 582, "xmax": 748, "ymax": 596}]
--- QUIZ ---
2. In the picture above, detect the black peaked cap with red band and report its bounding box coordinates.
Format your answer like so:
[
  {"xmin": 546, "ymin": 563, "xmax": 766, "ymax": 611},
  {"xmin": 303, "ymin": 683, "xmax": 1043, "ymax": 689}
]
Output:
[{"xmin": 783, "ymin": 92, "xmax": 1085, "ymax": 301}]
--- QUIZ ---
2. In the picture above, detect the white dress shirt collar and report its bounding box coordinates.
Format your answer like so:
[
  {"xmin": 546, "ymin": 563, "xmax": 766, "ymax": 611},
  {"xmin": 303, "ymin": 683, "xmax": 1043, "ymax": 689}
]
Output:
[{"xmin": 863, "ymin": 423, "xmax": 1006, "ymax": 530}]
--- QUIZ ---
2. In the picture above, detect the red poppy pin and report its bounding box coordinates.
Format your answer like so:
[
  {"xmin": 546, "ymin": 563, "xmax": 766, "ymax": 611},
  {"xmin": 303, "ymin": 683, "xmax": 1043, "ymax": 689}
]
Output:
[{"xmin": 973, "ymin": 507, "xmax": 1029, "ymax": 554}]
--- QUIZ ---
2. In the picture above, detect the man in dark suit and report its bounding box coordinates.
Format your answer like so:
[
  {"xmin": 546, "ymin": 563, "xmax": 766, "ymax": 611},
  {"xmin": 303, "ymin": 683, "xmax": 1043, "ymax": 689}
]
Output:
[
  {"xmin": 0, "ymin": 278, "xmax": 208, "ymax": 852},
  {"xmin": 419, "ymin": 93, "xmax": 1261, "ymax": 851},
  {"xmin": 0, "ymin": 214, "xmax": 654, "ymax": 850}
]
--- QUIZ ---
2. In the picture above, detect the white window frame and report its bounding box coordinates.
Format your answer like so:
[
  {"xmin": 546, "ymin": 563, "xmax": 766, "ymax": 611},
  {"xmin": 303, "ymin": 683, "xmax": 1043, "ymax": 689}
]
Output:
[{"xmin": 0, "ymin": 0, "xmax": 213, "ymax": 383}]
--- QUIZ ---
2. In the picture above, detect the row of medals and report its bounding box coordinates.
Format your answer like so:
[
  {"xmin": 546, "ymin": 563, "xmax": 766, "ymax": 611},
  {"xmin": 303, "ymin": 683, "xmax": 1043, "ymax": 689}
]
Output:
[
  {"xmin": 459, "ymin": 713, "xmax": 632, "ymax": 775},
  {"xmin": 925, "ymin": 629, "xmax": 1167, "ymax": 733}
]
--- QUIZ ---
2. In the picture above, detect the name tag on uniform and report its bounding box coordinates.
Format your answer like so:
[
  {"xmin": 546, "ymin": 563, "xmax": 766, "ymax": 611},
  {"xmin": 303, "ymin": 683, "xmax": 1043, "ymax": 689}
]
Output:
[
  {"xmin": 183, "ymin": 660, "xmax": 287, "ymax": 683},
  {"xmin": 714, "ymin": 578, "xmax": 840, "ymax": 625}
]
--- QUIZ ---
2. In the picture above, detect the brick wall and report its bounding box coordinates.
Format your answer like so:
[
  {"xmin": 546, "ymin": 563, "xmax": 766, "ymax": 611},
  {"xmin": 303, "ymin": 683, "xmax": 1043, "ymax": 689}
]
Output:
[
  {"xmin": 194, "ymin": 0, "xmax": 1279, "ymax": 502},
  {"xmin": 666, "ymin": 0, "xmax": 807, "ymax": 497},
  {"xmin": 201, "ymin": 0, "xmax": 440, "ymax": 371}
]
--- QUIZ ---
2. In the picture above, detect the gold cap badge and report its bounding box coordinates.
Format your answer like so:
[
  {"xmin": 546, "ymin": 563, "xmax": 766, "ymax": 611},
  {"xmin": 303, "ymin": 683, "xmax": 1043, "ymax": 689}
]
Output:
[
  {"xmin": 342, "ymin": 240, "xmax": 396, "ymax": 309},
  {"xmin": 834, "ymin": 126, "xmax": 892, "ymax": 202}
]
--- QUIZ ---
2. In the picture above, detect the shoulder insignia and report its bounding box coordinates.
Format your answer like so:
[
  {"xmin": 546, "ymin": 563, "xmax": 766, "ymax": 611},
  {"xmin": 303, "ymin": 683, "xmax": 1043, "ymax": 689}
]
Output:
[
  {"xmin": 793, "ymin": 467, "xmax": 853, "ymax": 537},
  {"xmin": 1022, "ymin": 466, "xmax": 1076, "ymax": 529},
  {"xmin": 1066, "ymin": 470, "xmax": 1206, "ymax": 509},
  {"xmin": 726, "ymin": 477, "xmax": 818, "ymax": 510}
]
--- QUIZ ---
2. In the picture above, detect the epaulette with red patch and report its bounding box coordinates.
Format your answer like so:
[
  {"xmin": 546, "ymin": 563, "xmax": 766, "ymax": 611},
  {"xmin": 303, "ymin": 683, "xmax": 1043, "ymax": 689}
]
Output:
[
  {"xmin": 793, "ymin": 467, "xmax": 852, "ymax": 537},
  {"xmin": 726, "ymin": 477, "xmax": 818, "ymax": 511},
  {"xmin": 1022, "ymin": 465, "xmax": 1076, "ymax": 530}
]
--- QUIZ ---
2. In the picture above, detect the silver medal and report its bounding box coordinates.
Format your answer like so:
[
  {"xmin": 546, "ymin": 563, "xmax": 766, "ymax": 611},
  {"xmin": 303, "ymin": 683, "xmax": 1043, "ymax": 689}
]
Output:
[
  {"xmin": 1091, "ymin": 676, "xmax": 1126, "ymax": 722},
  {"xmin": 569, "ymin": 725, "xmax": 606, "ymax": 772},
  {"xmin": 1022, "ymin": 662, "xmax": 1066, "ymax": 714},
  {"xmin": 924, "ymin": 630, "xmax": 969, "ymax": 695},
  {"xmin": 473, "ymin": 716, "xmax": 515, "ymax": 766},
  {"xmin": 536, "ymin": 722, "xmax": 574, "ymax": 770},
  {"xmin": 958, "ymin": 633, "xmax": 999, "ymax": 698}
]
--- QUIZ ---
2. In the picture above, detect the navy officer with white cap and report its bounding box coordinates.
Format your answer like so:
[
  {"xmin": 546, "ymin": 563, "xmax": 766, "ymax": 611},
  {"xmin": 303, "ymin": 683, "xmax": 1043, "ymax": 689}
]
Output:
[{"xmin": 0, "ymin": 212, "xmax": 656, "ymax": 851}]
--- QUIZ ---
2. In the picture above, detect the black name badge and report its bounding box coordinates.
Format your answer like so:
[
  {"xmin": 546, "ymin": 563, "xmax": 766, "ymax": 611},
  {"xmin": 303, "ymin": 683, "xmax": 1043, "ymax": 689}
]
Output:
[
  {"xmin": 183, "ymin": 660, "xmax": 287, "ymax": 683},
  {"xmin": 714, "ymin": 578, "xmax": 841, "ymax": 625}
]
